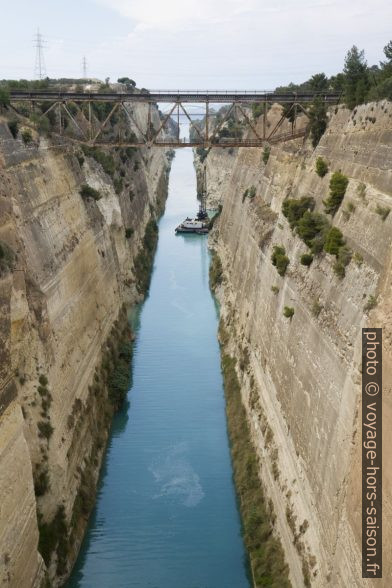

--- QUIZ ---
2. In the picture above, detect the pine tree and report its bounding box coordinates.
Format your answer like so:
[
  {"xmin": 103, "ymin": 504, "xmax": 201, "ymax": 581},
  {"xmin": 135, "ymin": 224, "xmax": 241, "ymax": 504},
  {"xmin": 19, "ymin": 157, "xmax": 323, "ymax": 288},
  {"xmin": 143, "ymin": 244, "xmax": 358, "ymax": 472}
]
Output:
[
  {"xmin": 308, "ymin": 98, "xmax": 327, "ymax": 147},
  {"xmin": 343, "ymin": 46, "xmax": 369, "ymax": 109}
]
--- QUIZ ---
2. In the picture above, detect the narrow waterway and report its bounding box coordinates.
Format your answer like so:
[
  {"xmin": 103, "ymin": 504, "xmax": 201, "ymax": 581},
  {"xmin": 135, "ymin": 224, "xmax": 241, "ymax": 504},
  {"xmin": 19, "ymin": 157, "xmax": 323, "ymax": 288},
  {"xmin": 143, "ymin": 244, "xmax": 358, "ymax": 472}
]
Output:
[{"xmin": 68, "ymin": 149, "xmax": 249, "ymax": 588}]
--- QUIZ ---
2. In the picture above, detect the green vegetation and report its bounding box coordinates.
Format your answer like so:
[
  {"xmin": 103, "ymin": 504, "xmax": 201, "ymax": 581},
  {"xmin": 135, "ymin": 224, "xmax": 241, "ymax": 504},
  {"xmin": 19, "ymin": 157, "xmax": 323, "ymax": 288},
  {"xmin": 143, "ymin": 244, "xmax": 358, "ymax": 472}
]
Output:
[
  {"xmin": 38, "ymin": 505, "xmax": 68, "ymax": 574},
  {"xmin": 196, "ymin": 147, "xmax": 208, "ymax": 163},
  {"xmin": 220, "ymin": 352, "xmax": 290, "ymax": 587},
  {"xmin": 273, "ymin": 38, "xmax": 392, "ymax": 109},
  {"xmin": 300, "ymin": 253, "xmax": 313, "ymax": 266},
  {"xmin": 242, "ymin": 186, "xmax": 257, "ymax": 201},
  {"xmin": 21, "ymin": 128, "xmax": 33, "ymax": 145},
  {"xmin": 337, "ymin": 245, "xmax": 352, "ymax": 267},
  {"xmin": 209, "ymin": 250, "xmax": 223, "ymax": 291},
  {"xmin": 296, "ymin": 211, "xmax": 330, "ymax": 253},
  {"xmin": 343, "ymin": 46, "xmax": 370, "ymax": 109},
  {"xmin": 308, "ymin": 98, "xmax": 327, "ymax": 147},
  {"xmin": 34, "ymin": 466, "xmax": 50, "ymax": 497},
  {"xmin": 315, "ymin": 157, "xmax": 328, "ymax": 177},
  {"xmin": 262, "ymin": 146, "xmax": 270, "ymax": 164},
  {"xmin": 133, "ymin": 219, "xmax": 159, "ymax": 294},
  {"xmin": 357, "ymin": 182, "xmax": 367, "ymax": 202},
  {"xmin": 311, "ymin": 300, "xmax": 322, "ymax": 317},
  {"xmin": 114, "ymin": 177, "xmax": 123, "ymax": 195},
  {"xmin": 333, "ymin": 260, "xmax": 346, "ymax": 279},
  {"xmin": 364, "ymin": 295, "xmax": 378, "ymax": 312},
  {"xmin": 353, "ymin": 252, "xmax": 364, "ymax": 266},
  {"xmin": 252, "ymin": 102, "xmax": 265, "ymax": 119},
  {"xmin": 282, "ymin": 196, "xmax": 315, "ymax": 229},
  {"xmin": 271, "ymin": 245, "xmax": 290, "ymax": 276},
  {"xmin": 7, "ymin": 120, "xmax": 18, "ymax": 138},
  {"xmin": 39, "ymin": 375, "xmax": 48, "ymax": 386},
  {"xmin": 323, "ymin": 227, "xmax": 345, "ymax": 255},
  {"xmin": 375, "ymin": 204, "xmax": 390, "ymax": 220},
  {"xmin": 323, "ymin": 172, "xmax": 349, "ymax": 215},
  {"xmin": 283, "ymin": 306, "xmax": 295, "ymax": 319},
  {"xmin": 323, "ymin": 228, "xmax": 351, "ymax": 277},
  {"xmin": 81, "ymin": 145, "xmax": 116, "ymax": 177},
  {"xmin": 80, "ymin": 184, "xmax": 102, "ymax": 201},
  {"xmin": 38, "ymin": 421, "xmax": 54, "ymax": 440},
  {"xmin": 0, "ymin": 87, "xmax": 10, "ymax": 107},
  {"xmin": 108, "ymin": 340, "xmax": 133, "ymax": 409},
  {"xmin": 280, "ymin": 197, "xmax": 351, "ymax": 278},
  {"xmin": 117, "ymin": 77, "xmax": 136, "ymax": 88},
  {"xmin": 0, "ymin": 241, "xmax": 15, "ymax": 276},
  {"xmin": 271, "ymin": 285, "xmax": 280, "ymax": 295},
  {"xmin": 125, "ymin": 228, "xmax": 134, "ymax": 239}
]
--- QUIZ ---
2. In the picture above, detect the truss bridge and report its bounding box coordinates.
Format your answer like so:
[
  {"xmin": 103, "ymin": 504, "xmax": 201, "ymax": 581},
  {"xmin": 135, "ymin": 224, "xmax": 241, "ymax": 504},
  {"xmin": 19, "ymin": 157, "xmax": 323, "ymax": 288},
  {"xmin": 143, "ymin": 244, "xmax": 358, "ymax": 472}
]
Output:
[{"xmin": 9, "ymin": 90, "xmax": 341, "ymax": 149}]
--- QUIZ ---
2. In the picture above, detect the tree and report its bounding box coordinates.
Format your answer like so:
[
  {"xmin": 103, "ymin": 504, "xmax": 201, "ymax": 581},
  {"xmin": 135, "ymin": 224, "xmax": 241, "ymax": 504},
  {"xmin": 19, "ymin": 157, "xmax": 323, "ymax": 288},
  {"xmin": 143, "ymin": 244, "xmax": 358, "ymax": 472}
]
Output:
[
  {"xmin": 118, "ymin": 77, "xmax": 136, "ymax": 87},
  {"xmin": 282, "ymin": 102, "xmax": 296, "ymax": 124},
  {"xmin": 309, "ymin": 73, "xmax": 328, "ymax": 92},
  {"xmin": 308, "ymin": 98, "xmax": 327, "ymax": 147},
  {"xmin": 343, "ymin": 46, "xmax": 369, "ymax": 109},
  {"xmin": 384, "ymin": 40, "xmax": 392, "ymax": 62},
  {"xmin": 0, "ymin": 87, "xmax": 10, "ymax": 107}
]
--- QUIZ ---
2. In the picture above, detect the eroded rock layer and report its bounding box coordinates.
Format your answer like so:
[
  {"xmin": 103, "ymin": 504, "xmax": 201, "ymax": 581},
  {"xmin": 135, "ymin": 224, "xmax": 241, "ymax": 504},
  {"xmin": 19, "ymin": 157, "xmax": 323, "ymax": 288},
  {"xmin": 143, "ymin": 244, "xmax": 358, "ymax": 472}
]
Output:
[
  {"xmin": 0, "ymin": 110, "xmax": 171, "ymax": 586},
  {"xmin": 203, "ymin": 101, "xmax": 392, "ymax": 587}
]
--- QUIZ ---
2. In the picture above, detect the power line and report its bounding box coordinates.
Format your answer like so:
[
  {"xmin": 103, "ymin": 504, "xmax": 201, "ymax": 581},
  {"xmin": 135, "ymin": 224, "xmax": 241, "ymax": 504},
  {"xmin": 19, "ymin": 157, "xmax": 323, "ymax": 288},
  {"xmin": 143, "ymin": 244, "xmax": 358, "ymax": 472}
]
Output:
[{"xmin": 33, "ymin": 28, "xmax": 46, "ymax": 79}]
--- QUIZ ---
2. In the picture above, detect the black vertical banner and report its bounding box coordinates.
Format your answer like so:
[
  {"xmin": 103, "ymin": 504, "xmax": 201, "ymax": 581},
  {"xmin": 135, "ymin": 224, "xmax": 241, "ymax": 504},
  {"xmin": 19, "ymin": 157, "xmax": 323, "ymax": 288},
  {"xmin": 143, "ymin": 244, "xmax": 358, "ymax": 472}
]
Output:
[{"xmin": 362, "ymin": 328, "xmax": 382, "ymax": 578}]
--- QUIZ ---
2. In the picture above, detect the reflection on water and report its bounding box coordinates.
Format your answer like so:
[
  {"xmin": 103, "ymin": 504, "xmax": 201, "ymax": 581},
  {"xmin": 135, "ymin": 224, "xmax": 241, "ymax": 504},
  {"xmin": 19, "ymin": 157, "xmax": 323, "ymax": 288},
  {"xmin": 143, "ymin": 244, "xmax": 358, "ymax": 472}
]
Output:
[{"xmin": 67, "ymin": 149, "xmax": 250, "ymax": 588}]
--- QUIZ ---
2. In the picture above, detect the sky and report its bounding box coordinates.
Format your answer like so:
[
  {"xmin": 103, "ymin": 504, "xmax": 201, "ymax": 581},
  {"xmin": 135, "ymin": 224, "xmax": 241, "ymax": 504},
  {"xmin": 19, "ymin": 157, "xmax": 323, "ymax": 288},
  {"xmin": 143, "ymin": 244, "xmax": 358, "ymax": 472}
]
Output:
[{"xmin": 0, "ymin": 0, "xmax": 391, "ymax": 89}]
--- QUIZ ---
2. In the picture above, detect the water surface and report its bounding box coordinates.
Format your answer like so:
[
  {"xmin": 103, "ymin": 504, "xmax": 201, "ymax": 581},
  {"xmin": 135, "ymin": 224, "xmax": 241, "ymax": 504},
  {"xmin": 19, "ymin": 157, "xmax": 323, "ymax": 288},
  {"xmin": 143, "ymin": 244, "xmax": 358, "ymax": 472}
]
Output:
[{"xmin": 68, "ymin": 149, "xmax": 249, "ymax": 588}]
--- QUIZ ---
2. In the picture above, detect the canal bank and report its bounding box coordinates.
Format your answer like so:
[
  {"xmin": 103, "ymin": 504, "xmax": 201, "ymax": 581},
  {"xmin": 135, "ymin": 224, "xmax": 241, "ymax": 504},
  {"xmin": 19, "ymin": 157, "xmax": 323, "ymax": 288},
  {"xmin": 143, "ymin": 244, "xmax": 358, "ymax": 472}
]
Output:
[{"xmin": 67, "ymin": 148, "xmax": 250, "ymax": 588}]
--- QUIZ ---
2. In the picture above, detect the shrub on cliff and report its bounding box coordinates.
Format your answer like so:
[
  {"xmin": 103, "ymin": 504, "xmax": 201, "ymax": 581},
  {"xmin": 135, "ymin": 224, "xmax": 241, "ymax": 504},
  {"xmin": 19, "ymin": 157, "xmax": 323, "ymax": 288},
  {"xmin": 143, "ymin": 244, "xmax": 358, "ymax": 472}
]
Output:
[
  {"xmin": 7, "ymin": 120, "xmax": 18, "ymax": 138},
  {"xmin": 315, "ymin": 157, "xmax": 328, "ymax": 177},
  {"xmin": 196, "ymin": 147, "xmax": 208, "ymax": 163},
  {"xmin": 134, "ymin": 219, "xmax": 159, "ymax": 294},
  {"xmin": 308, "ymin": 98, "xmax": 327, "ymax": 147},
  {"xmin": 282, "ymin": 197, "xmax": 315, "ymax": 229},
  {"xmin": 300, "ymin": 253, "xmax": 313, "ymax": 266},
  {"xmin": 34, "ymin": 466, "xmax": 50, "ymax": 497},
  {"xmin": 81, "ymin": 145, "xmax": 115, "ymax": 177},
  {"xmin": 283, "ymin": 306, "xmax": 295, "ymax": 319},
  {"xmin": 296, "ymin": 212, "xmax": 330, "ymax": 253},
  {"xmin": 262, "ymin": 146, "xmax": 270, "ymax": 164},
  {"xmin": 38, "ymin": 421, "xmax": 54, "ymax": 440},
  {"xmin": 38, "ymin": 505, "xmax": 67, "ymax": 573},
  {"xmin": 209, "ymin": 250, "xmax": 223, "ymax": 291},
  {"xmin": 21, "ymin": 128, "xmax": 33, "ymax": 145},
  {"xmin": 323, "ymin": 171, "xmax": 349, "ymax": 215},
  {"xmin": 324, "ymin": 227, "xmax": 345, "ymax": 255},
  {"xmin": 271, "ymin": 245, "xmax": 290, "ymax": 276},
  {"xmin": 80, "ymin": 184, "xmax": 102, "ymax": 201},
  {"xmin": 0, "ymin": 241, "xmax": 16, "ymax": 276}
]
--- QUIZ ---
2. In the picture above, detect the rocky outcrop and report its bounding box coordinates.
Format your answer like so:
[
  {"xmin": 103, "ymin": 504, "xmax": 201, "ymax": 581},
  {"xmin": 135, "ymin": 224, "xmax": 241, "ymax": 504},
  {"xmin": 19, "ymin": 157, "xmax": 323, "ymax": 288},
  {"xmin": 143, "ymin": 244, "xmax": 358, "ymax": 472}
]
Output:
[
  {"xmin": 202, "ymin": 101, "xmax": 392, "ymax": 586},
  {"xmin": 0, "ymin": 105, "xmax": 172, "ymax": 586}
]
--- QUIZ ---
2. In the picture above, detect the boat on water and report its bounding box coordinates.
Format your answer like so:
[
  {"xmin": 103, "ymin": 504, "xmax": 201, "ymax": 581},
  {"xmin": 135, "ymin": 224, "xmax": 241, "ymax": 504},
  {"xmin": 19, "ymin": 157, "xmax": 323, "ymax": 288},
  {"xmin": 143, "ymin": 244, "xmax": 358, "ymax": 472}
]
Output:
[
  {"xmin": 175, "ymin": 216, "xmax": 209, "ymax": 234},
  {"xmin": 175, "ymin": 165, "xmax": 210, "ymax": 234}
]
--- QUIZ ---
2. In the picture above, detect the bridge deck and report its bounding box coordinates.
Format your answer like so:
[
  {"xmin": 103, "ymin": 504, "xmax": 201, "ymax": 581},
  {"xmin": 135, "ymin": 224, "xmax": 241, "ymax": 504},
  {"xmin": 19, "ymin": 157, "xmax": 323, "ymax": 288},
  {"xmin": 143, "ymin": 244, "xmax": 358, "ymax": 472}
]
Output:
[{"xmin": 9, "ymin": 90, "xmax": 341, "ymax": 103}]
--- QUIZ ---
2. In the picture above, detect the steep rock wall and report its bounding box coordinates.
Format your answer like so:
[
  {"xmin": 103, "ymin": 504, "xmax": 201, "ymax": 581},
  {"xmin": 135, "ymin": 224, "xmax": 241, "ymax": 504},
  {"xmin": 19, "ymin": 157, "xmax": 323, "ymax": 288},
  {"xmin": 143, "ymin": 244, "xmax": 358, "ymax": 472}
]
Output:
[
  {"xmin": 202, "ymin": 101, "xmax": 392, "ymax": 586},
  {"xmin": 0, "ymin": 107, "xmax": 171, "ymax": 586}
]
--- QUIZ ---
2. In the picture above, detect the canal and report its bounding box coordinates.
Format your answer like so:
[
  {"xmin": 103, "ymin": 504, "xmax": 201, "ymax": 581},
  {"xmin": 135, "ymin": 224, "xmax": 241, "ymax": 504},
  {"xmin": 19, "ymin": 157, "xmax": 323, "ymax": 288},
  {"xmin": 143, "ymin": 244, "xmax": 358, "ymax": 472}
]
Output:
[{"xmin": 67, "ymin": 148, "xmax": 249, "ymax": 588}]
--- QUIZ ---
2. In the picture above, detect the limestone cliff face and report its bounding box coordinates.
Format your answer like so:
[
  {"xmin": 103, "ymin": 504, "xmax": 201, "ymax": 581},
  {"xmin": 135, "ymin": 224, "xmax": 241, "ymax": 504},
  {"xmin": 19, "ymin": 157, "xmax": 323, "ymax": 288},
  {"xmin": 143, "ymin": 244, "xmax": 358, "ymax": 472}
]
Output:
[
  {"xmin": 0, "ymin": 106, "xmax": 171, "ymax": 586},
  {"xmin": 201, "ymin": 101, "xmax": 392, "ymax": 586}
]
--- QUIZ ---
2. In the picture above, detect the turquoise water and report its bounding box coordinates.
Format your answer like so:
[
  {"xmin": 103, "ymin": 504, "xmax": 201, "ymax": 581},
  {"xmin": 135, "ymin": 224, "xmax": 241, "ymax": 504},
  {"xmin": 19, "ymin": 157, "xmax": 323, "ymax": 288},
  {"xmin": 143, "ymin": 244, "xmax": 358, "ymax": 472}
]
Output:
[{"xmin": 67, "ymin": 149, "xmax": 249, "ymax": 588}]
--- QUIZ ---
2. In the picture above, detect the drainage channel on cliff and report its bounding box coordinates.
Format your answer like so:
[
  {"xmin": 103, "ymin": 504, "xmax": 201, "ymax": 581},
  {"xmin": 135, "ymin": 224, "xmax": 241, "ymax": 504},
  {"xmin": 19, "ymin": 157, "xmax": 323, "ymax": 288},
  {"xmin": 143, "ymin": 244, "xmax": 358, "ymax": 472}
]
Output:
[{"xmin": 67, "ymin": 148, "xmax": 250, "ymax": 588}]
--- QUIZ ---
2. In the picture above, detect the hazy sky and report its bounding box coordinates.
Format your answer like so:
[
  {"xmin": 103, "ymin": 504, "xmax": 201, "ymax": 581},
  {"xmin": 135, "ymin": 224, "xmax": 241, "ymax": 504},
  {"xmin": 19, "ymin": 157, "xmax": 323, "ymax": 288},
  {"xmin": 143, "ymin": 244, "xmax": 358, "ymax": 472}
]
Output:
[{"xmin": 1, "ymin": 0, "xmax": 391, "ymax": 88}]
